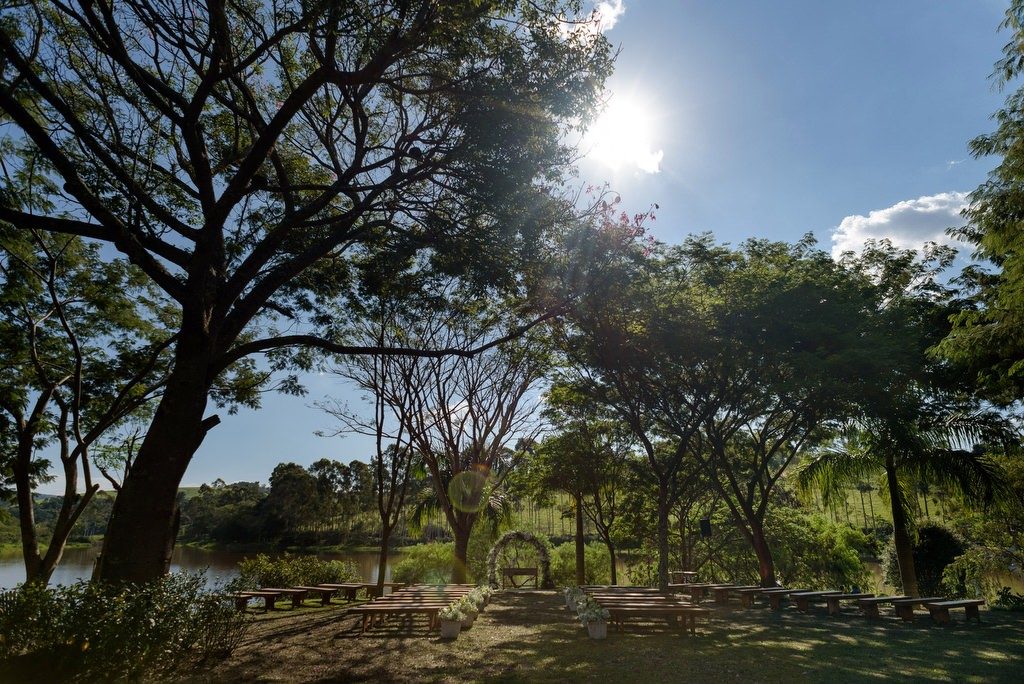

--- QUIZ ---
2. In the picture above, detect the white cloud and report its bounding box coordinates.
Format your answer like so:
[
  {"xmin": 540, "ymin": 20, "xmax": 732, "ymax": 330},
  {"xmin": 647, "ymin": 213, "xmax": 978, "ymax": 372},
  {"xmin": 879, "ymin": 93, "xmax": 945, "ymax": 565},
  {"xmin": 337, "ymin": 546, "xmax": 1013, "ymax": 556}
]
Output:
[
  {"xmin": 830, "ymin": 191, "xmax": 969, "ymax": 259},
  {"xmin": 561, "ymin": 1, "xmax": 625, "ymax": 37},
  {"xmin": 594, "ymin": 1, "xmax": 626, "ymax": 32}
]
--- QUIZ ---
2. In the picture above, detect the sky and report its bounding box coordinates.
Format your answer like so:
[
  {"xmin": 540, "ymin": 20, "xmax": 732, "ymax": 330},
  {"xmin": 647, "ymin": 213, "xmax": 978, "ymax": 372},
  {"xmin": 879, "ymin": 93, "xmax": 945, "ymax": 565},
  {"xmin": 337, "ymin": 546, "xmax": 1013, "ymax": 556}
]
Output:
[{"xmin": 39, "ymin": 0, "xmax": 1014, "ymax": 494}]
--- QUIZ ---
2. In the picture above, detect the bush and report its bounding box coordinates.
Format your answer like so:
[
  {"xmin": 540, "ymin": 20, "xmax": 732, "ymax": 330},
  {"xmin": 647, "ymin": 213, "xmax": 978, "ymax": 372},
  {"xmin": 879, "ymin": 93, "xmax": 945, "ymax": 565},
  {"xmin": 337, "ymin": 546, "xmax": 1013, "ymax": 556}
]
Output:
[
  {"xmin": 234, "ymin": 553, "xmax": 360, "ymax": 589},
  {"xmin": 392, "ymin": 543, "xmax": 455, "ymax": 585},
  {"xmin": 0, "ymin": 573, "xmax": 247, "ymax": 681},
  {"xmin": 883, "ymin": 524, "xmax": 964, "ymax": 596},
  {"xmin": 768, "ymin": 508, "xmax": 871, "ymax": 590},
  {"xmin": 548, "ymin": 542, "xmax": 612, "ymax": 587}
]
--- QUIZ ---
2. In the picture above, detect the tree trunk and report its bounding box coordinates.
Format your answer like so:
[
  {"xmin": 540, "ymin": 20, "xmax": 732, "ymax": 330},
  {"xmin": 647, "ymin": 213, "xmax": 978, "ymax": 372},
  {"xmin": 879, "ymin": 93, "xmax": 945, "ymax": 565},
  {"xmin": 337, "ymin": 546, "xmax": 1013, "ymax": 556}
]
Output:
[
  {"xmin": 749, "ymin": 518, "xmax": 776, "ymax": 587},
  {"xmin": 13, "ymin": 432, "xmax": 43, "ymax": 583},
  {"xmin": 886, "ymin": 457, "xmax": 919, "ymax": 597},
  {"xmin": 656, "ymin": 482, "xmax": 670, "ymax": 590},
  {"xmin": 574, "ymin": 491, "xmax": 585, "ymax": 585},
  {"xmin": 94, "ymin": 354, "xmax": 214, "ymax": 583},
  {"xmin": 607, "ymin": 541, "xmax": 617, "ymax": 585},
  {"xmin": 452, "ymin": 521, "xmax": 471, "ymax": 584},
  {"xmin": 377, "ymin": 528, "xmax": 391, "ymax": 590}
]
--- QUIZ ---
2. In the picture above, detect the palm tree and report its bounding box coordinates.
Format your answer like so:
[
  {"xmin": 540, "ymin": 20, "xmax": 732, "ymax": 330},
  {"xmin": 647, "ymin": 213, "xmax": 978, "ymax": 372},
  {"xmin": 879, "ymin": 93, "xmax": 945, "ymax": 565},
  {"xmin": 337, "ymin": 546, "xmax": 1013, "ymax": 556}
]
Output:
[{"xmin": 798, "ymin": 409, "xmax": 1013, "ymax": 597}]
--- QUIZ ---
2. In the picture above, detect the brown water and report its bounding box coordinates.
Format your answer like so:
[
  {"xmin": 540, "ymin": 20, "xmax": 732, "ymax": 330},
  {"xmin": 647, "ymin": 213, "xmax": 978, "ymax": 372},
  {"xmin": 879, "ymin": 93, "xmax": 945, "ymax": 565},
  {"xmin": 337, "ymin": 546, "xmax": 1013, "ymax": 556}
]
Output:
[{"xmin": 0, "ymin": 546, "xmax": 403, "ymax": 589}]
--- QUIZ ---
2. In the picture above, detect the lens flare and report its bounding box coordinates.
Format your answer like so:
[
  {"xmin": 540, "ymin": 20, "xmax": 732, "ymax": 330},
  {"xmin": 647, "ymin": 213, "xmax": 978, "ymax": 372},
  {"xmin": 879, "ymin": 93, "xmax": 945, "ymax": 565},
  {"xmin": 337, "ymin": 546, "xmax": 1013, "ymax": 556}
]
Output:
[{"xmin": 448, "ymin": 470, "xmax": 489, "ymax": 514}]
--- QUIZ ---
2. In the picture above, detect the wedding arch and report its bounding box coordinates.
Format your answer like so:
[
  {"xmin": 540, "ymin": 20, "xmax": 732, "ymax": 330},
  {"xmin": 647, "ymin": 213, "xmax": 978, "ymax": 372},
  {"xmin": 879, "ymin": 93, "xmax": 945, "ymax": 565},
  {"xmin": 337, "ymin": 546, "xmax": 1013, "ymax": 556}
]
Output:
[{"xmin": 486, "ymin": 530, "xmax": 554, "ymax": 589}]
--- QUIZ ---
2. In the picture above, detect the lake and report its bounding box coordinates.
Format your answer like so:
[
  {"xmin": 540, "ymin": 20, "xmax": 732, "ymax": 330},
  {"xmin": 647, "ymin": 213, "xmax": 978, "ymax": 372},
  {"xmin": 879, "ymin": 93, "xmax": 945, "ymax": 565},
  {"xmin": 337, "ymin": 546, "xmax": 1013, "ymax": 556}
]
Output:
[{"xmin": 0, "ymin": 546, "xmax": 403, "ymax": 589}]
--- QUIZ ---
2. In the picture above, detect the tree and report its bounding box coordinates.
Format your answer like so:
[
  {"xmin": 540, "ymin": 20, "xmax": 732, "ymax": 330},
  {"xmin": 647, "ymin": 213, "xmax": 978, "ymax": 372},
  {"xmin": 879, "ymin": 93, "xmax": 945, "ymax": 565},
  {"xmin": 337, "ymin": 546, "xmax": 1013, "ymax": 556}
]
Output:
[
  {"xmin": 0, "ymin": 228, "xmax": 169, "ymax": 583},
  {"xmin": 263, "ymin": 462, "xmax": 318, "ymax": 539},
  {"xmin": 938, "ymin": 1, "xmax": 1024, "ymax": 400},
  {"xmin": 0, "ymin": 0, "xmax": 613, "ymax": 581},
  {"xmin": 799, "ymin": 242, "xmax": 1018, "ymax": 596},
  {"xmin": 385, "ymin": 298, "xmax": 547, "ymax": 583},
  {"xmin": 528, "ymin": 383, "xmax": 631, "ymax": 584},
  {"xmin": 566, "ymin": 234, "xmax": 875, "ymax": 587}
]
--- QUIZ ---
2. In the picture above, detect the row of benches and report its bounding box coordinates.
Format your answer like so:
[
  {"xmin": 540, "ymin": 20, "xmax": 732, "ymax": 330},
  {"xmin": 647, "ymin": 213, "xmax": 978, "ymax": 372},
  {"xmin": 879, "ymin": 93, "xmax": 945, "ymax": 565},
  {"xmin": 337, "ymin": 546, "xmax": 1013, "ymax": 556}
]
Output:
[
  {"xmin": 670, "ymin": 583, "xmax": 984, "ymax": 624},
  {"xmin": 229, "ymin": 581, "xmax": 407, "ymax": 611}
]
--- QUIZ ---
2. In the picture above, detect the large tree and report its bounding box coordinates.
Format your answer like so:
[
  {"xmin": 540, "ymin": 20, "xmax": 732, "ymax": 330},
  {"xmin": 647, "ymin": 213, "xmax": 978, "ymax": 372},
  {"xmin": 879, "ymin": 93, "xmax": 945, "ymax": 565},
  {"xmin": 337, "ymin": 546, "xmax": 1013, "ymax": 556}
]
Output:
[
  {"xmin": 939, "ymin": 1, "xmax": 1024, "ymax": 401},
  {"xmin": 0, "ymin": 0, "xmax": 613, "ymax": 581},
  {"xmin": 0, "ymin": 228, "xmax": 169, "ymax": 583}
]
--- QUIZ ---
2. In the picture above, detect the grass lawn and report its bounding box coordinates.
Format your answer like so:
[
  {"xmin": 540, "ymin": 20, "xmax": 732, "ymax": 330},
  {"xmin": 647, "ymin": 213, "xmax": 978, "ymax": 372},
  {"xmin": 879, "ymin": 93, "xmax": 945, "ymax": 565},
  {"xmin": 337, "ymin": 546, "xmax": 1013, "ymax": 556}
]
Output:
[{"xmin": 202, "ymin": 590, "xmax": 1024, "ymax": 683}]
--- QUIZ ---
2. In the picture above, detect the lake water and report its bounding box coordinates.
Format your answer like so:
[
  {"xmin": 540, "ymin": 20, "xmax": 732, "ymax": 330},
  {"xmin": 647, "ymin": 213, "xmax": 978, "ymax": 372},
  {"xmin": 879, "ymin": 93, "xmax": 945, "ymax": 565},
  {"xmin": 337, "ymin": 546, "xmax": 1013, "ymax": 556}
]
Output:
[{"xmin": 0, "ymin": 546, "xmax": 402, "ymax": 589}]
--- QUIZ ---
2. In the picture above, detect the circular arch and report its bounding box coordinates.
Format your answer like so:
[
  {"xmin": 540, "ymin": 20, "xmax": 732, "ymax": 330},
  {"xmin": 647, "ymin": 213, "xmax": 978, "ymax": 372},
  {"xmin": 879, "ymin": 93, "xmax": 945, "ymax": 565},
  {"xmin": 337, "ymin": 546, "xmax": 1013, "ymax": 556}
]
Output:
[{"xmin": 486, "ymin": 530, "xmax": 554, "ymax": 589}]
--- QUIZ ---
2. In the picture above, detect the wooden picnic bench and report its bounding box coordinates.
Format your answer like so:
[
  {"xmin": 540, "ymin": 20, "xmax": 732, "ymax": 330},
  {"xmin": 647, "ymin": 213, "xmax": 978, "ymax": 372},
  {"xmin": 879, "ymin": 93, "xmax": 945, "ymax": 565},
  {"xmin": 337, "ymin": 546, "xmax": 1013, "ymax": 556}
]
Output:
[
  {"xmin": 856, "ymin": 595, "xmax": 909, "ymax": 618},
  {"xmin": 824, "ymin": 593, "xmax": 873, "ymax": 616},
  {"xmin": 318, "ymin": 583, "xmax": 365, "ymax": 601},
  {"xmin": 502, "ymin": 567, "xmax": 538, "ymax": 588},
  {"xmin": 891, "ymin": 596, "xmax": 944, "ymax": 622},
  {"xmin": 924, "ymin": 599, "xmax": 985, "ymax": 625}
]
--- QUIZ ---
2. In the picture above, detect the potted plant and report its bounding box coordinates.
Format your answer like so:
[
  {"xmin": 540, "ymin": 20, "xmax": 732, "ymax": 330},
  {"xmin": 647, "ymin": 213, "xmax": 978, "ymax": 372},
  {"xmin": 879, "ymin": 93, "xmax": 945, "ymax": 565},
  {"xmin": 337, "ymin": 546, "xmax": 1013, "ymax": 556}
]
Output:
[
  {"xmin": 438, "ymin": 603, "xmax": 465, "ymax": 640},
  {"xmin": 564, "ymin": 587, "xmax": 584, "ymax": 610},
  {"xmin": 456, "ymin": 596, "xmax": 478, "ymax": 630},
  {"xmin": 468, "ymin": 588, "xmax": 486, "ymax": 612},
  {"xmin": 577, "ymin": 597, "xmax": 610, "ymax": 640}
]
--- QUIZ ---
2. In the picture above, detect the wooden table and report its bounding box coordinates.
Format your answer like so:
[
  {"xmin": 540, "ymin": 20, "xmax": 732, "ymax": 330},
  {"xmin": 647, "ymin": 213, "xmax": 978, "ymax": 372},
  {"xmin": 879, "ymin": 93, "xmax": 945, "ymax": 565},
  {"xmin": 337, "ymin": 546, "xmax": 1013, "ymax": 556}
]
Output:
[{"xmin": 502, "ymin": 567, "xmax": 538, "ymax": 588}]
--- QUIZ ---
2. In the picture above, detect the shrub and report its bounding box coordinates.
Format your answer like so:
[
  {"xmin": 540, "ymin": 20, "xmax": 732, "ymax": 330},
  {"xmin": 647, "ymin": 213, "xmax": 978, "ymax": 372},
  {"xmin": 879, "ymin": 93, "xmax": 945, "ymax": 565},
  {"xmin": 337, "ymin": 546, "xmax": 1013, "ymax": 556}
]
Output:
[
  {"xmin": 392, "ymin": 542, "xmax": 455, "ymax": 585},
  {"xmin": 548, "ymin": 542, "xmax": 611, "ymax": 587},
  {"xmin": 234, "ymin": 553, "xmax": 359, "ymax": 589},
  {"xmin": 0, "ymin": 573, "xmax": 247, "ymax": 681},
  {"xmin": 883, "ymin": 524, "xmax": 964, "ymax": 596}
]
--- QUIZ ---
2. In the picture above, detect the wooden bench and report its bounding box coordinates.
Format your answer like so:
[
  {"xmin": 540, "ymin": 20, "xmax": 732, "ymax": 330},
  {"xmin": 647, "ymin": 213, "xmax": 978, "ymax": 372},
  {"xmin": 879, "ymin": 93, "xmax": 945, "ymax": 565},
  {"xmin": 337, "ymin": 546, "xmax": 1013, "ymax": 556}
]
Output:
[
  {"xmin": 290, "ymin": 586, "xmax": 338, "ymax": 606},
  {"xmin": 318, "ymin": 583, "xmax": 365, "ymax": 601},
  {"xmin": 856, "ymin": 595, "xmax": 908, "ymax": 618},
  {"xmin": 226, "ymin": 592, "xmax": 255, "ymax": 611},
  {"xmin": 924, "ymin": 599, "xmax": 985, "ymax": 625},
  {"xmin": 261, "ymin": 587, "xmax": 308, "ymax": 608},
  {"xmin": 235, "ymin": 589, "xmax": 285, "ymax": 611},
  {"xmin": 891, "ymin": 596, "xmax": 944, "ymax": 622},
  {"xmin": 737, "ymin": 587, "xmax": 792, "ymax": 609},
  {"xmin": 670, "ymin": 583, "xmax": 720, "ymax": 603},
  {"xmin": 824, "ymin": 593, "xmax": 873, "ymax": 616},
  {"xmin": 712, "ymin": 585, "xmax": 759, "ymax": 604},
  {"xmin": 605, "ymin": 605, "xmax": 711, "ymax": 635},
  {"xmin": 349, "ymin": 604, "xmax": 446, "ymax": 633},
  {"xmin": 669, "ymin": 571, "xmax": 699, "ymax": 584},
  {"xmin": 502, "ymin": 567, "xmax": 538, "ymax": 588}
]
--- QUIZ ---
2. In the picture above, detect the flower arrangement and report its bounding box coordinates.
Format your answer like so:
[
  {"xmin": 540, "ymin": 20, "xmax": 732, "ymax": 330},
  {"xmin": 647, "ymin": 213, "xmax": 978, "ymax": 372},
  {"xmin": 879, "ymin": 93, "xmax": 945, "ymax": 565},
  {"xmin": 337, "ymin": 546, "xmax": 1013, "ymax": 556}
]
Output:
[
  {"xmin": 467, "ymin": 589, "xmax": 485, "ymax": 610},
  {"xmin": 576, "ymin": 596, "xmax": 610, "ymax": 626},
  {"xmin": 455, "ymin": 596, "xmax": 478, "ymax": 616},
  {"xmin": 438, "ymin": 603, "xmax": 465, "ymax": 622},
  {"xmin": 564, "ymin": 586, "xmax": 585, "ymax": 610}
]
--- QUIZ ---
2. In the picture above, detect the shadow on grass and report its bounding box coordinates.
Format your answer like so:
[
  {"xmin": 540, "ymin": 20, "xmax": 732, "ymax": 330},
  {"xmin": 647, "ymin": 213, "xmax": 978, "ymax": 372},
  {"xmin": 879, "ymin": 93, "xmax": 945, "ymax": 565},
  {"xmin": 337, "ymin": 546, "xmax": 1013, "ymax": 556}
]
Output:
[{"xmin": 204, "ymin": 590, "xmax": 1024, "ymax": 683}]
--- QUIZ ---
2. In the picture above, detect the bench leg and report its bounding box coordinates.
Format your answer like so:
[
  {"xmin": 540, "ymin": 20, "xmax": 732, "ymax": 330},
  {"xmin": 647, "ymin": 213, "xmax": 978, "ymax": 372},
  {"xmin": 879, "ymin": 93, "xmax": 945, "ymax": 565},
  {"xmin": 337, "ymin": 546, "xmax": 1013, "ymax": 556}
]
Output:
[
  {"xmin": 265, "ymin": 596, "xmax": 277, "ymax": 611},
  {"xmin": 769, "ymin": 595, "xmax": 782, "ymax": 611},
  {"xmin": 930, "ymin": 607, "xmax": 950, "ymax": 625},
  {"xmin": 895, "ymin": 605, "xmax": 914, "ymax": 622},
  {"xmin": 827, "ymin": 600, "xmax": 839, "ymax": 616},
  {"xmin": 966, "ymin": 605, "xmax": 981, "ymax": 622},
  {"xmin": 795, "ymin": 598, "xmax": 809, "ymax": 612},
  {"xmin": 861, "ymin": 604, "xmax": 879, "ymax": 619}
]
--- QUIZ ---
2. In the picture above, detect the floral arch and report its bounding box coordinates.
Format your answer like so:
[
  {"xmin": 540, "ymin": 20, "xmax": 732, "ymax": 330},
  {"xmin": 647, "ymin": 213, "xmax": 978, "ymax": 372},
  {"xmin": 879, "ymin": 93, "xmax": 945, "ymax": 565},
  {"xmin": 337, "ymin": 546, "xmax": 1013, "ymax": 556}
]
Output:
[{"xmin": 486, "ymin": 530, "xmax": 554, "ymax": 589}]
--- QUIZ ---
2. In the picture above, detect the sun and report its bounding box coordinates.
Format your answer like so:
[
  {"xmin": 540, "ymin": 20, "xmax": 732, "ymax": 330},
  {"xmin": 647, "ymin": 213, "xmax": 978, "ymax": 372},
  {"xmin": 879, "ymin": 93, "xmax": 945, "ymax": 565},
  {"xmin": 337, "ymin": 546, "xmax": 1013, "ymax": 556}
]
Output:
[{"xmin": 584, "ymin": 95, "xmax": 664, "ymax": 174}]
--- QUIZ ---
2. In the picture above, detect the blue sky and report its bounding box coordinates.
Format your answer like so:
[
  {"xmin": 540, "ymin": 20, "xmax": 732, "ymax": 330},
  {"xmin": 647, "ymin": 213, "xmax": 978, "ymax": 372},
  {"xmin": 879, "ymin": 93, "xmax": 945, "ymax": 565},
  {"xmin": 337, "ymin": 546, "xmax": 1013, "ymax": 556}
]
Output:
[{"xmin": 43, "ymin": 1, "xmax": 1012, "ymax": 493}]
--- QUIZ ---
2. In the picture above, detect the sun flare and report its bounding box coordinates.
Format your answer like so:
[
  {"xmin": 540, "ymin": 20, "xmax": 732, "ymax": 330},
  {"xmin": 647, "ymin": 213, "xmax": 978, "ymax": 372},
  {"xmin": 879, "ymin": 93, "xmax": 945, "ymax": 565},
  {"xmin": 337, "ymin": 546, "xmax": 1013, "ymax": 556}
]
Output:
[{"xmin": 584, "ymin": 96, "xmax": 664, "ymax": 174}]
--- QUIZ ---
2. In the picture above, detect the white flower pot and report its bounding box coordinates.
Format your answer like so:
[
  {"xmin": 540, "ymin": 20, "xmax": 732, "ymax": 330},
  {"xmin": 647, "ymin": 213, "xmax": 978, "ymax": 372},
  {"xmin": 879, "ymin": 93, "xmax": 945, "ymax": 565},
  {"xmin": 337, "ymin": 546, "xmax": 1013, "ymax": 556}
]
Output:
[
  {"xmin": 461, "ymin": 612, "xmax": 477, "ymax": 630},
  {"xmin": 440, "ymin": 620, "xmax": 461, "ymax": 640},
  {"xmin": 587, "ymin": 621, "xmax": 608, "ymax": 640}
]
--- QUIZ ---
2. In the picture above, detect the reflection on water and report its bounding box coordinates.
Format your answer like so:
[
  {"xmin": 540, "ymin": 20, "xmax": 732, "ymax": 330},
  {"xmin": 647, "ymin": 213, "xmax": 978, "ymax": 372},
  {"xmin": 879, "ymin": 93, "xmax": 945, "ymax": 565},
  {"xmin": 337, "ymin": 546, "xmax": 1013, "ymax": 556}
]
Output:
[{"xmin": 0, "ymin": 546, "xmax": 403, "ymax": 589}]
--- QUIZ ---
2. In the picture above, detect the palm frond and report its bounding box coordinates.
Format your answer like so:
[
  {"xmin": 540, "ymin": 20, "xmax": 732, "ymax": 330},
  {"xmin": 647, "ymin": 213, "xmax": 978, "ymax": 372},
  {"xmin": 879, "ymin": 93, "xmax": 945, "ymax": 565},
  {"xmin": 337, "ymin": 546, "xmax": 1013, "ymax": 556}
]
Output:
[{"xmin": 795, "ymin": 446, "xmax": 881, "ymax": 508}]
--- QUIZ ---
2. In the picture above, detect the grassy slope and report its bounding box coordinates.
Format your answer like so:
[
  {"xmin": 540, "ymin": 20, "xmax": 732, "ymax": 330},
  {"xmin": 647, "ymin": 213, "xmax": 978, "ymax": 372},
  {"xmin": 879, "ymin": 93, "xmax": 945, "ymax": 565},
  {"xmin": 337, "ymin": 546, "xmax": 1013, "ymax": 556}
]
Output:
[{"xmin": 204, "ymin": 590, "xmax": 1024, "ymax": 683}]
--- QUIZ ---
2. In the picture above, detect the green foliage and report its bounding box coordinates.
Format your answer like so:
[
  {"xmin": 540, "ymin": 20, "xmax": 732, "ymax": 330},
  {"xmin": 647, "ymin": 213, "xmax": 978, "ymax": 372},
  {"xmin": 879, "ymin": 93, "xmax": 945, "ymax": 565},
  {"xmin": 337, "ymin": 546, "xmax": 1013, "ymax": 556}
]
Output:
[
  {"xmin": 234, "ymin": 553, "xmax": 359, "ymax": 590},
  {"xmin": 548, "ymin": 542, "xmax": 611, "ymax": 587},
  {"xmin": 392, "ymin": 543, "xmax": 456, "ymax": 585},
  {"xmin": 766, "ymin": 508, "xmax": 871, "ymax": 590},
  {"xmin": 883, "ymin": 525, "xmax": 965, "ymax": 597},
  {"xmin": 0, "ymin": 573, "xmax": 247, "ymax": 681}
]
